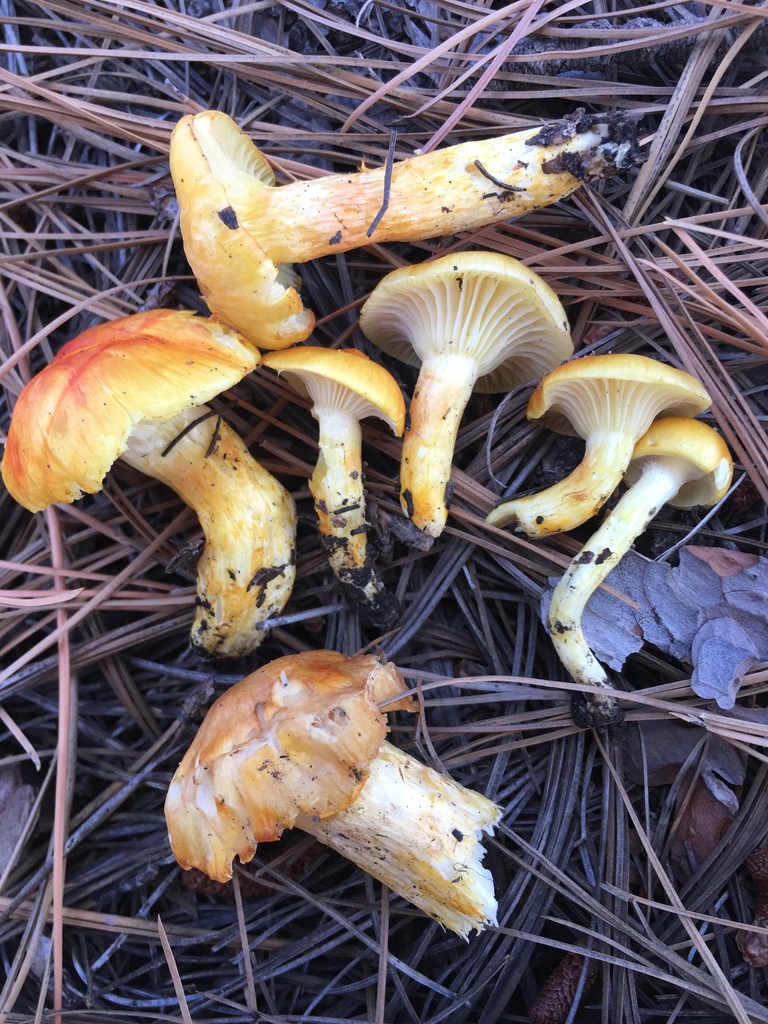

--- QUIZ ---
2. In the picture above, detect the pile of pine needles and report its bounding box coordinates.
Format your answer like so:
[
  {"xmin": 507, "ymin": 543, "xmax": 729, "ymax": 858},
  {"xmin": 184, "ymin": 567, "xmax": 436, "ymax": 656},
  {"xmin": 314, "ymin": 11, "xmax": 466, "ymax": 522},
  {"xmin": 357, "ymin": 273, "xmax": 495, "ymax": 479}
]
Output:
[{"xmin": 2, "ymin": 1, "xmax": 768, "ymax": 1022}]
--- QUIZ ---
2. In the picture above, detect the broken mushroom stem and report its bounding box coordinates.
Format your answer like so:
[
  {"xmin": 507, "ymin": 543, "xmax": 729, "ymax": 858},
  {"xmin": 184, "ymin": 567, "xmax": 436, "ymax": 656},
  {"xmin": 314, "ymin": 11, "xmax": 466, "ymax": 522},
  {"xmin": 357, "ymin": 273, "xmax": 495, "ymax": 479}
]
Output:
[
  {"xmin": 122, "ymin": 406, "xmax": 296, "ymax": 659},
  {"xmin": 548, "ymin": 417, "xmax": 732, "ymax": 727},
  {"xmin": 165, "ymin": 650, "xmax": 501, "ymax": 938},
  {"xmin": 737, "ymin": 847, "xmax": 768, "ymax": 967}
]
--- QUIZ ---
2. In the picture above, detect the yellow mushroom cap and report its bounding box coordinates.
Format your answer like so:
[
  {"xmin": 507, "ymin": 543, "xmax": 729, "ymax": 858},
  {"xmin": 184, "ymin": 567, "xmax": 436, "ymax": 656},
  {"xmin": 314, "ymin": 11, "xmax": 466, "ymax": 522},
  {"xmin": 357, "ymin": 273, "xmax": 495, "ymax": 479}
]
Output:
[
  {"xmin": 262, "ymin": 347, "xmax": 406, "ymax": 434},
  {"xmin": 623, "ymin": 416, "xmax": 733, "ymax": 508},
  {"xmin": 527, "ymin": 353, "xmax": 711, "ymax": 436},
  {"xmin": 359, "ymin": 251, "xmax": 573, "ymax": 392},
  {"xmin": 169, "ymin": 113, "xmax": 314, "ymax": 350},
  {"xmin": 2, "ymin": 310, "xmax": 261, "ymax": 512},
  {"xmin": 164, "ymin": 650, "xmax": 416, "ymax": 882}
]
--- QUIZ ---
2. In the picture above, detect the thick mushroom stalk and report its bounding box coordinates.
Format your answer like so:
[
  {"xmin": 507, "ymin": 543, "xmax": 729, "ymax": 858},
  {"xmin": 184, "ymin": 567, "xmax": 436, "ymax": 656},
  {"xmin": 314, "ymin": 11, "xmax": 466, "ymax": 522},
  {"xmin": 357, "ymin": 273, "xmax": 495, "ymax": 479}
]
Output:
[
  {"xmin": 548, "ymin": 418, "xmax": 732, "ymax": 726},
  {"xmin": 487, "ymin": 354, "xmax": 712, "ymax": 537},
  {"xmin": 121, "ymin": 407, "xmax": 296, "ymax": 659},
  {"xmin": 359, "ymin": 251, "xmax": 573, "ymax": 539},
  {"xmin": 165, "ymin": 650, "xmax": 501, "ymax": 938},
  {"xmin": 170, "ymin": 109, "xmax": 637, "ymax": 348},
  {"xmin": 1, "ymin": 309, "xmax": 296, "ymax": 658},
  {"xmin": 262, "ymin": 348, "xmax": 405, "ymax": 622}
]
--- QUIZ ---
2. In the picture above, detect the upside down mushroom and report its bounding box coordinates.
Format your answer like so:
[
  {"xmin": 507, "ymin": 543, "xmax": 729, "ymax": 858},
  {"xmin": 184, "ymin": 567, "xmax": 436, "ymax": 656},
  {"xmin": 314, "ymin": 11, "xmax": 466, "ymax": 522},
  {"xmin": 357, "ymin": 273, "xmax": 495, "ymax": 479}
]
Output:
[
  {"xmin": 1, "ymin": 310, "xmax": 297, "ymax": 659},
  {"xmin": 165, "ymin": 650, "xmax": 501, "ymax": 938},
  {"xmin": 170, "ymin": 108, "xmax": 637, "ymax": 349},
  {"xmin": 359, "ymin": 251, "xmax": 573, "ymax": 539},
  {"xmin": 547, "ymin": 417, "xmax": 733, "ymax": 727}
]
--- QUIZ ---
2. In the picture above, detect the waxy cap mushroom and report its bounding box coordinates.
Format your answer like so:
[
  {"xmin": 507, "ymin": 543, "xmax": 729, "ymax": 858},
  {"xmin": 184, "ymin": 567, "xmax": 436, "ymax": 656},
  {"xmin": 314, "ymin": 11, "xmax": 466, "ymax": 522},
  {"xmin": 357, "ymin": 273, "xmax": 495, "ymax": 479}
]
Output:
[
  {"xmin": 170, "ymin": 109, "xmax": 637, "ymax": 347},
  {"xmin": 487, "ymin": 354, "xmax": 712, "ymax": 537},
  {"xmin": 165, "ymin": 650, "xmax": 501, "ymax": 938},
  {"xmin": 547, "ymin": 416, "xmax": 732, "ymax": 727},
  {"xmin": 359, "ymin": 251, "xmax": 573, "ymax": 538},
  {"xmin": 262, "ymin": 347, "xmax": 404, "ymax": 622},
  {"xmin": 2, "ymin": 309, "xmax": 297, "ymax": 659}
]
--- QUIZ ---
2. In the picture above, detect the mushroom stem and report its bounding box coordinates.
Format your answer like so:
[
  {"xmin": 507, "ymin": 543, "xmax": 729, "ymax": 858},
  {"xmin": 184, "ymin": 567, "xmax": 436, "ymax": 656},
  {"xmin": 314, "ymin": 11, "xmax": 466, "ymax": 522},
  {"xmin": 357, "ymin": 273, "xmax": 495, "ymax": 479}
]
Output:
[
  {"xmin": 297, "ymin": 741, "xmax": 500, "ymax": 939},
  {"xmin": 400, "ymin": 353, "xmax": 478, "ymax": 538},
  {"xmin": 548, "ymin": 459, "xmax": 695, "ymax": 709},
  {"xmin": 204, "ymin": 112, "xmax": 636, "ymax": 264},
  {"xmin": 487, "ymin": 428, "xmax": 639, "ymax": 535},
  {"xmin": 121, "ymin": 405, "xmax": 296, "ymax": 658},
  {"xmin": 311, "ymin": 409, "xmax": 376, "ymax": 601}
]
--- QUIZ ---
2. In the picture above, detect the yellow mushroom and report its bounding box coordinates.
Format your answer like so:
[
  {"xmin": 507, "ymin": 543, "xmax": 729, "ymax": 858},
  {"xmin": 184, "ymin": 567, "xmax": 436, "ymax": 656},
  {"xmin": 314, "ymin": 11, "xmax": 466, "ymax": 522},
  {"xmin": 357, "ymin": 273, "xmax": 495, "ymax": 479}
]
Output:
[
  {"xmin": 262, "ymin": 348, "xmax": 404, "ymax": 622},
  {"xmin": 548, "ymin": 417, "xmax": 733, "ymax": 727},
  {"xmin": 487, "ymin": 354, "xmax": 712, "ymax": 537},
  {"xmin": 2, "ymin": 310, "xmax": 297, "ymax": 659}
]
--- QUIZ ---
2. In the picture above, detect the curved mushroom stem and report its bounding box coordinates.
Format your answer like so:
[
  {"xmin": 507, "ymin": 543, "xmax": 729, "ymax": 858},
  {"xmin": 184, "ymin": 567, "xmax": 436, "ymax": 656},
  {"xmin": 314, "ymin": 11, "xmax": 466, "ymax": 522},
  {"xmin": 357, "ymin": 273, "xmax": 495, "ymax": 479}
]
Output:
[
  {"xmin": 548, "ymin": 459, "xmax": 685, "ymax": 724},
  {"xmin": 487, "ymin": 429, "xmax": 639, "ymax": 536},
  {"xmin": 400, "ymin": 353, "xmax": 478, "ymax": 539},
  {"xmin": 297, "ymin": 741, "xmax": 501, "ymax": 939},
  {"xmin": 311, "ymin": 409, "xmax": 393, "ymax": 619},
  {"xmin": 121, "ymin": 405, "xmax": 296, "ymax": 658}
]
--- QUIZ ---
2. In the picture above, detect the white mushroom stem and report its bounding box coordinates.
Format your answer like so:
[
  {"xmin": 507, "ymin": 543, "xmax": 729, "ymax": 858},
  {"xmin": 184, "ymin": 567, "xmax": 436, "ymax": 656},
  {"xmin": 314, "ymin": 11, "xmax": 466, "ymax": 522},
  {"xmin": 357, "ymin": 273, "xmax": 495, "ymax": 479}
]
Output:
[
  {"xmin": 311, "ymin": 407, "xmax": 376, "ymax": 600},
  {"xmin": 297, "ymin": 741, "xmax": 501, "ymax": 939},
  {"xmin": 121, "ymin": 405, "xmax": 296, "ymax": 658},
  {"xmin": 487, "ymin": 428, "xmax": 639, "ymax": 535},
  {"xmin": 400, "ymin": 353, "xmax": 478, "ymax": 538},
  {"xmin": 548, "ymin": 458, "xmax": 701, "ymax": 688}
]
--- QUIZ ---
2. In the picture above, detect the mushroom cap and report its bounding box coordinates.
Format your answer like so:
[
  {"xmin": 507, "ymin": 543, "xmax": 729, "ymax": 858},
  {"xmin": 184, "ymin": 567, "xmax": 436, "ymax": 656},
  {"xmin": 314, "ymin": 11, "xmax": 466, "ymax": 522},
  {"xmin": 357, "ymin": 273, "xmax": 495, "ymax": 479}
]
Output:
[
  {"xmin": 164, "ymin": 650, "xmax": 416, "ymax": 882},
  {"xmin": 527, "ymin": 353, "xmax": 711, "ymax": 438},
  {"xmin": 623, "ymin": 417, "xmax": 733, "ymax": 509},
  {"xmin": 1, "ymin": 309, "xmax": 261, "ymax": 512},
  {"xmin": 262, "ymin": 347, "xmax": 406, "ymax": 435},
  {"xmin": 358, "ymin": 251, "xmax": 573, "ymax": 393},
  {"xmin": 169, "ymin": 112, "xmax": 314, "ymax": 349}
]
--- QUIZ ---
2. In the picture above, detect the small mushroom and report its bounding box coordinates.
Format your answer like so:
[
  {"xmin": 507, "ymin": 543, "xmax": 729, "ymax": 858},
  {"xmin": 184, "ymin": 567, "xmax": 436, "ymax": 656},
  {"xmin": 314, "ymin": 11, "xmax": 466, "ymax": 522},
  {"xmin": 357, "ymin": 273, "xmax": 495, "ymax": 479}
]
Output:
[
  {"xmin": 165, "ymin": 649, "xmax": 501, "ymax": 938},
  {"xmin": 547, "ymin": 417, "xmax": 733, "ymax": 727},
  {"xmin": 487, "ymin": 354, "xmax": 712, "ymax": 537},
  {"xmin": 359, "ymin": 251, "xmax": 573, "ymax": 539},
  {"xmin": 170, "ymin": 109, "xmax": 637, "ymax": 348},
  {"xmin": 2, "ymin": 309, "xmax": 297, "ymax": 659},
  {"xmin": 261, "ymin": 347, "xmax": 405, "ymax": 622}
]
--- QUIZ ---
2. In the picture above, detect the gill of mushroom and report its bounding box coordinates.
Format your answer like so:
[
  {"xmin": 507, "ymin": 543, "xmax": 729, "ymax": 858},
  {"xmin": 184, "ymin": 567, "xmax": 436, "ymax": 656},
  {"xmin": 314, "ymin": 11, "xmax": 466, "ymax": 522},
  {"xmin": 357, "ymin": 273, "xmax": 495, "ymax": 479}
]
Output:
[
  {"xmin": 1, "ymin": 309, "xmax": 297, "ymax": 659},
  {"xmin": 547, "ymin": 417, "xmax": 733, "ymax": 728},
  {"xmin": 261, "ymin": 347, "xmax": 405, "ymax": 624},
  {"xmin": 169, "ymin": 108, "xmax": 637, "ymax": 349},
  {"xmin": 359, "ymin": 250, "xmax": 573, "ymax": 539},
  {"xmin": 164, "ymin": 649, "xmax": 502, "ymax": 939},
  {"xmin": 486, "ymin": 354, "xmax": 712, "ymax": 538}
]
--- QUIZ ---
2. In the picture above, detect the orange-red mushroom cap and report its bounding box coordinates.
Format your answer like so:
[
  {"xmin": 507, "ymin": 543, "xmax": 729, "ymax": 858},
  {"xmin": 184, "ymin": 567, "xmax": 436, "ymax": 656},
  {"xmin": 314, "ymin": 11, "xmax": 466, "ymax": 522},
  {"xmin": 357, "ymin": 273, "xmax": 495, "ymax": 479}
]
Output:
[{"xmin": 2, "ymin": 309, "xmax": 261, "ymax": 512}]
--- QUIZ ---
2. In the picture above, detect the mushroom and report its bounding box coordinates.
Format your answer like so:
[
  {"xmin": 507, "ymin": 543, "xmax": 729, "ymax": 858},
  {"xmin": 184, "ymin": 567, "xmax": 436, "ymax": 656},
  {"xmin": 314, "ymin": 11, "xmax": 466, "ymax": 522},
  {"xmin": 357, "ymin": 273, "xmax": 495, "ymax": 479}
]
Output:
[
  {"xmin": 170, "ymin": 109, "xmax": 637, "ymax": 348},
  {"xmin": 358, "ymin": 251, "xmax": 573, "ymax": 539},
  {"xmin": 547, "ymin": 417, "xmax": 733, "ymax": 726},
  {"xmin": 165, "ymin": 649, "xmax": 501, "ymax": 938},
  {"xmin": 261, "ymin": 347, "xmax": 405, "ymax": 622},
  {"xmin": 2, "ymin": 309, "xmax": 297, "ymax": 659},
  {"xmin": 169, "ymin": 114, "xmax": 314, "ymax": 351},
  {"xmin": 486, "ymin": 354, "xmax": 712, "ymax": 537}
]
